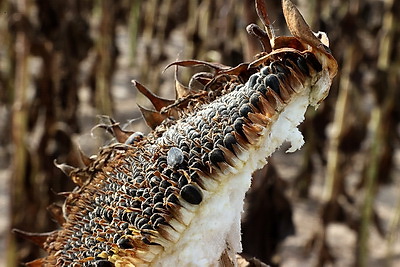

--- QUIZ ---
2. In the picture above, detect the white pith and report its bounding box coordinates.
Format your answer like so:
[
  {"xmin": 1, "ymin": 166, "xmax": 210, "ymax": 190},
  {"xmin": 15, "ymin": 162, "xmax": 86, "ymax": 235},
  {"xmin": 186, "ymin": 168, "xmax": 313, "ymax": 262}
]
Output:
[{"xmin": 149, "ymin": 79, "xmax": 320, "ymax": 266}]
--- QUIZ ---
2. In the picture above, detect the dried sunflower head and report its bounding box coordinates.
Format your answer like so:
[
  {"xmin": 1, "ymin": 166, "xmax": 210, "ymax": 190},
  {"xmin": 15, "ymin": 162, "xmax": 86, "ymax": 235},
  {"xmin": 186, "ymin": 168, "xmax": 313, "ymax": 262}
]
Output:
[{"xmin": 17, "ymin": 0, "xmax": 337, "ymax": 266}]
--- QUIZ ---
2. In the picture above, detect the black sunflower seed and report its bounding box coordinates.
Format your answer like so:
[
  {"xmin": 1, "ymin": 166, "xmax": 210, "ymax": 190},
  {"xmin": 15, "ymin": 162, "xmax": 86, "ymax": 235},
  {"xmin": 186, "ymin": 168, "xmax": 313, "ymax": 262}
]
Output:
[{"xmin": 180, "ymin": 184, "xmax": 203, "ymax": 205}]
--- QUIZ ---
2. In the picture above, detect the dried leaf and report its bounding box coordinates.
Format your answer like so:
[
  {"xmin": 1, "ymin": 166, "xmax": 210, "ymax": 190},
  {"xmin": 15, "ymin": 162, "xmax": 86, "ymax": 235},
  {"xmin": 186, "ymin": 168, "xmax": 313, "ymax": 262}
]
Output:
[
  {"xmin": 132, "ymin": 80, "xmax": 174, "ymax": 111},
  {"xmin": 47, "ymin": 203, "xmax": 66, "ymax": 225},
  {"xmin": 255, "ymin": 0, "xmax": 271, "ymax": 29},
  {"xmin": 53, "ymin": 160, "xmax": 77, "ymax": 177},
  {"xmin": 13, "ymin": 229, "xmax": 56, "ymax": 249},
  {"xmin": 110, "ymin": 123, "xmax": 134, "ymax": 143},
  {"xmin": 282, "ymin": 0, "xmax": 322, "ymax": 49},
  {"xmin": 164, "ymin": 60, "xmax": 231, "ymax": 73},
  {"xmin": 246, "ymin": 23, "xmax": 272, "ymax": 53},
  {"xmin": 25, "ymin": 258, "xmax": 45, "ymax": 267},
  {"xmin": 174, "ymin": 66, "xmax": 190, "ymax": 98},
  {"xmin": 137, "ymin": 104, "xmax": 167, "ymax": 129}
]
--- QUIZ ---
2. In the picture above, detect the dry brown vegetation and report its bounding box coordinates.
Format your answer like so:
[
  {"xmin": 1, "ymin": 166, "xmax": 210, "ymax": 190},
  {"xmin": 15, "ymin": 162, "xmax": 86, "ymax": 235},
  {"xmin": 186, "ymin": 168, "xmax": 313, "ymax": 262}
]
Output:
[{"xmin": 1, "ymin": 0, "xmax": 399, "ymax": 266}]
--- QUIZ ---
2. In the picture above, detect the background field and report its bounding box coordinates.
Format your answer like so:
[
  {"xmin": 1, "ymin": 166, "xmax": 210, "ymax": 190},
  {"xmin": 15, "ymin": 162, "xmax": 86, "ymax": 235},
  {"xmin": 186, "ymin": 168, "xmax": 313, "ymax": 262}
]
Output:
[{"xmin": 1, "ymin": 0, "xmax": 399, "ymax": 266}]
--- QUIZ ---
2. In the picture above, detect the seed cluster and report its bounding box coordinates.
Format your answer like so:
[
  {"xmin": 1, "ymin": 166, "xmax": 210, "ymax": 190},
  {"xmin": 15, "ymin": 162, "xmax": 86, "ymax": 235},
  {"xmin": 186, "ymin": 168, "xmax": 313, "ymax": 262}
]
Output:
[{"xmin": 42, "ymin": 51, "xmax": 322, "ymax": 266}]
